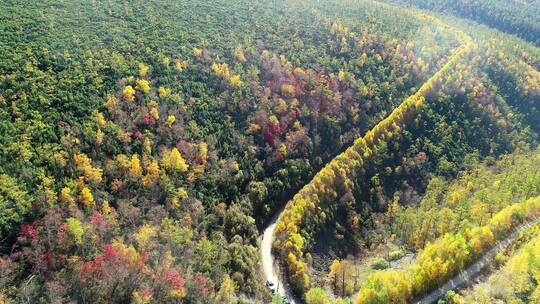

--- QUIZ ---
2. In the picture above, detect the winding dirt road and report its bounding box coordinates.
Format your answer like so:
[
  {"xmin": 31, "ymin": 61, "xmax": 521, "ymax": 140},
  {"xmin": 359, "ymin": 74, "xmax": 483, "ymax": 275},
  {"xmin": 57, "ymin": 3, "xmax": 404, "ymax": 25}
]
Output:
[
  {"xmin": 415, "ymin": 217, "xmax": 540, "ymax": 304},
  {"xmin": 260, "ymin": 216, "xmax": 298, "ymax": 303}
]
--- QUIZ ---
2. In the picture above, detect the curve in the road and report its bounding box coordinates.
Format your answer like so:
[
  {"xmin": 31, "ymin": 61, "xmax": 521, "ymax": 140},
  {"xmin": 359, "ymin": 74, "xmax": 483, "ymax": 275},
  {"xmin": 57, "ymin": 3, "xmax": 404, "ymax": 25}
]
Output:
[
  {"xmin": 261, "ymin": 215, "xmax": 299, "ymax": 304},
  {"xmin": 415, "ymin": 217, "xmax": 540, "ymax": 304}
]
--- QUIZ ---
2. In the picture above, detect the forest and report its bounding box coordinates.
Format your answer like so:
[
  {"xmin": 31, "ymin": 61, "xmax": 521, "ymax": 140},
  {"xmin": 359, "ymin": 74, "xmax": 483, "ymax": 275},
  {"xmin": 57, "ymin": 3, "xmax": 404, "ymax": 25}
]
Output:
[{"xmin": 0, "ymin": 0, "xmax": 539, "ymax": 304}]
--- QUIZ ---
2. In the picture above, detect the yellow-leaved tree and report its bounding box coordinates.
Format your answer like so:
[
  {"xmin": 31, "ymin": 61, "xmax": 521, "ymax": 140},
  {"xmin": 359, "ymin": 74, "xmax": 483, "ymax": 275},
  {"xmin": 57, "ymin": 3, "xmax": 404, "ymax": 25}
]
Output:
[
  {"xmin": 161, "ymin": 148, "xmax": 189, "ymax": 173},
  {"xmin": 129, "ymin": 154, "xmax": 142, "ymax": 178},
  {"xmin": 123, "ymin": 85, "xmax": 136, "ymax": 102},
  {"xmin": 79, "ymin": 186, "xmax": 95, "ymax": 209}
]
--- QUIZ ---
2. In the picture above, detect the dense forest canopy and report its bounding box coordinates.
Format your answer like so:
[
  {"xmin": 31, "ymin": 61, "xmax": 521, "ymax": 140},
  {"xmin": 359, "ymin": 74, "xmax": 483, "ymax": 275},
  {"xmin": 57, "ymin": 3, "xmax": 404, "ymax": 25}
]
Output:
[{"xmin": 0, "ymin": 0, "xmax": 539, "ymax": 303}]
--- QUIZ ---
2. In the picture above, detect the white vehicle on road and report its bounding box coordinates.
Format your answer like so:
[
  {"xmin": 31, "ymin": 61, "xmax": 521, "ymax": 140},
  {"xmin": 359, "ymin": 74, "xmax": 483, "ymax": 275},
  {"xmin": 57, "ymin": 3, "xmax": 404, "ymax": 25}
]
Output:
[{"xmin": 261, "ymin": 216, "xmax": 297, "ymax": 304}]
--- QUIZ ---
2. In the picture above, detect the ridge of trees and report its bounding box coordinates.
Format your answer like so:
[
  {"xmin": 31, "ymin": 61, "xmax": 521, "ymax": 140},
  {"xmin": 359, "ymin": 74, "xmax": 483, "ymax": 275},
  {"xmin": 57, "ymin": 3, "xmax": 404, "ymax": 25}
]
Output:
[
  {"xmin": 273, "ymin": 25, "xmax": 473, "ymax": 294},
  {"xmin": 273, "ymin": 6, "xmax": 540, "ymax": 297},
  {"xmin": 355, "ymin": 194, "xmax": 540, "ymax": 303}
]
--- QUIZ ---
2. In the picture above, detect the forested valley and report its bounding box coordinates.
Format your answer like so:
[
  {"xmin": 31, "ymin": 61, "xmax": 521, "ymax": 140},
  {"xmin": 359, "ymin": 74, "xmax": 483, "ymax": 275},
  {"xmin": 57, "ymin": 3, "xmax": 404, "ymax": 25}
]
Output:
[{"xmin": 0, "ymin": 1, "xmax": 539, "ymax": 304}]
